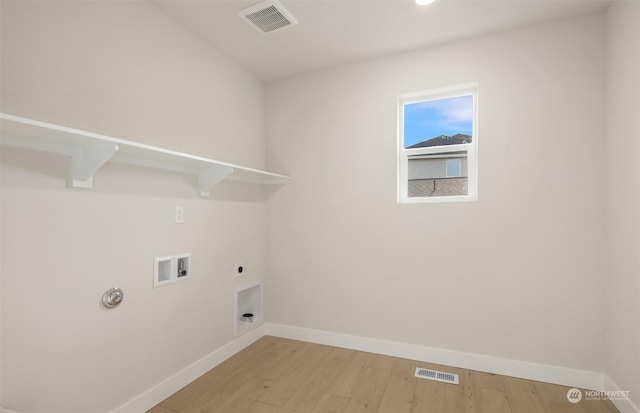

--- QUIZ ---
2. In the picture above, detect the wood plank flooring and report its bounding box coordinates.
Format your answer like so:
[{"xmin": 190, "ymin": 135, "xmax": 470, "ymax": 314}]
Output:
[{"xmin": 148, "ymin": 336, "xmax": 619, "ymax": 413}]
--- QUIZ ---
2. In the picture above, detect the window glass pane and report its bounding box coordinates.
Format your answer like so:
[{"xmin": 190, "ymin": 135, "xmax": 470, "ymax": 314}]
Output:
[
  {"xmin": 408, "ymin": 151, "xmax": 468, "ymax": 198},
  {"xmin": 404, "ymin": 95, "xmax": 473, "ymax": 149},
  {"xmin": 446, "ymin": 158, "xmax": 462, "ymax": 177}
]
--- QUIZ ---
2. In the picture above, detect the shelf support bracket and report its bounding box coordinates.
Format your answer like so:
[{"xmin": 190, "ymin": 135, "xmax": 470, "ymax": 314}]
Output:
[
  {"xmin": 198, "ymin": 166, "xmax": 233, "ymax": 196},
  {"xmin": 69, "ymin": 143, "xmax": 120, "ymax": 188}
]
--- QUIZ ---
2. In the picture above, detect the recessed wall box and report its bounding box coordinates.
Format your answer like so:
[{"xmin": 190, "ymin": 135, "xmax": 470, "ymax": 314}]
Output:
[
  {"xmin": 154, "ymin": 253, "xmax": 191, "ymax": 288},
  {"xmin": 176, "ymin": 253, "xmax": 191, "ymax": 279},
  {"xmin": 233, "ymin": 280, "xmax": 263, "ymax": 338},
  {"xmin": 154, "ymin": 256, "xmax": 174, "ymax": 288}
]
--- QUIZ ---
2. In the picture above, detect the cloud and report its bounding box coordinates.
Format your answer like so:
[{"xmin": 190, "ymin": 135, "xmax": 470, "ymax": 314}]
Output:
[
  {"xmin": 412, "ymin": 95, "xmax": 473, "ymax": 126},
  {"xmin": 404, "ymin": 95, "xmax": 473, "ymax": 146}
]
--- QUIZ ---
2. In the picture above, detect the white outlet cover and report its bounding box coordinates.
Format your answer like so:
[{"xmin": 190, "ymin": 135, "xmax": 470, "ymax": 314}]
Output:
[{"xmin": 175, "ymin": 206, "xmax": 184, "ymax": 223}]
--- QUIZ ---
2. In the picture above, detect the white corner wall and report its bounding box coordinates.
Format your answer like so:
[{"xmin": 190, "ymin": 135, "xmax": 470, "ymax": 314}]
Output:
[
  {"xmin": 1, "ymin": 1, "xmax": 267, "ymax": 412},
  {"xmin": 266, "ymin": 12, "xmax": 607, "ymax": 378},
  {"xmin": 605, "ymin": 1, "xmax": 640, "ymax": 411}
]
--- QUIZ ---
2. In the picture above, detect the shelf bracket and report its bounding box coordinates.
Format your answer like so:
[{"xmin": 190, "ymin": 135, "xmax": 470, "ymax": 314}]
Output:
[
  {"xmin": 198, "ymin": 166, "xmax": 233, "ymax": 196},
  {"xmin": 69, "ymin": 142, "xmax": 120, "ymax": 188}
]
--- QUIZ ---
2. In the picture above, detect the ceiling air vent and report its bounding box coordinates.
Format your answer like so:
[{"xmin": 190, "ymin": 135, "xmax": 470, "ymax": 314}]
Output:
[{"xmin": 239, "ymin": 0, "xmax": 298, "ymax": 35}]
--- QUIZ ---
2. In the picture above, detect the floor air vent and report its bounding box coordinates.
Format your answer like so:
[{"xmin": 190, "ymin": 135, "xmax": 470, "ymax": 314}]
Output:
[
  {"xmin": 415, "ymin": 367, "xmax": 459, "ymax": 385},
  {"xmin": 239, "ymin": 0, "xmax": 298, "ymax": 35}
]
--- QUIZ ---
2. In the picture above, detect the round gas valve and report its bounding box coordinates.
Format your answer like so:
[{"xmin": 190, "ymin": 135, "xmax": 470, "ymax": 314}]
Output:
[{"xmin": 102, "ymin": 287, "xmax": 124, "ymax": 309}]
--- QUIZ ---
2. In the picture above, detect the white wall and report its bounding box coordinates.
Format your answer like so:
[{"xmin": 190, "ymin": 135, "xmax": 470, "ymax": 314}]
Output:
[
  {"xmin": 266, "ymin": 12, "xmax": 607, "ymax": 374},
  {"xmin": 3, "ymin": 1, "xmax": 636, "ymax": 411},
  {"xmin": 1, "ymin": 1, "xmax": 265, "ymax": 169},
  {"xmin": 1, "ymin": 1, "xmax": 267, "ymax": 412},
  {"xmin": 605, "ymin": 1, "xmax": 640, "ymax": 410}
]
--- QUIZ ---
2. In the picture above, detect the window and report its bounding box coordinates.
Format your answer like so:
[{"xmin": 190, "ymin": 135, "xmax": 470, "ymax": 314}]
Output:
[
  {"xmin": 446, "ymin": 158, "xmax": 462, "ymax": 178},
  {"xmin": 398, "ymin": 83, "xmax": 478, "ymax": 203}
]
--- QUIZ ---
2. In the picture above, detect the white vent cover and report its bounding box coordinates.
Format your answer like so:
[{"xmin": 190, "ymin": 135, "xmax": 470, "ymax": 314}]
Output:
[
  {"xmin": 239, "ymin": 0, "xmax": 298, "ymax": 35},
  {"xmin": 415, "ymin": 367, "xmax": 459, "ymax": 385}
]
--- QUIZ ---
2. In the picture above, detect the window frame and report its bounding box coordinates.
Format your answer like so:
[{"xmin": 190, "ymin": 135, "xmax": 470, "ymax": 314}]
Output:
[{"xmin": 397, "ymin": 83, "xmax": 478, "ymax": 204}]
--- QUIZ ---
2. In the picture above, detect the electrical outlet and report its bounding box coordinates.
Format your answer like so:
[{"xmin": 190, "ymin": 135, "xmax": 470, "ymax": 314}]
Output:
[
  {"xmin": 235, "ymin": 263, "xmax": 246, "ymax": 277},
  {"xmin": 175, "ymin": 206, "xmax": 184, "ymax": 223}
]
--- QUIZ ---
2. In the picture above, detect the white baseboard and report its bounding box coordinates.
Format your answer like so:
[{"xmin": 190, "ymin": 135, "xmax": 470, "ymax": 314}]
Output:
[
  {"xmin": 265, "ymin": 323, "xmax": 605, "ymax": 391},
  {"xmin": 110, "ymin": 324, "xmax": 266, "ymax": 413},
  {"xmin": 7, "ymin": 323, "xmax": 630, "ymax": 413},
  {"xmin": 604, "ymin": 375, "xmax": 640, "ymax": 413},
  {"xmin": 106, "ymin": 322, "xmax": 629, "ymax": 413}
]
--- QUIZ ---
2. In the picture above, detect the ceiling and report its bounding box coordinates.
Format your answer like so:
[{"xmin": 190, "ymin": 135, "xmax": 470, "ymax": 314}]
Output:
[{"xmin": 154, "ymin": 0, "xmax": 611, "ymax": 82}]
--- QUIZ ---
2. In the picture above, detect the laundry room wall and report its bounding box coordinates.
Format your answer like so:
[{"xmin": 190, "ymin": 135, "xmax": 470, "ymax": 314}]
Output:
[{"xmin": 1, "ymin": 1, "xmax": 268, "ymax": 411}]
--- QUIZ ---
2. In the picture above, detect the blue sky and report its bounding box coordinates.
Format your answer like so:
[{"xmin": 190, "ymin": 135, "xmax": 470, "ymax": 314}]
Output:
[{"xmin": 404, "ymin": 95, "xmax": 473, "ymax": 148}]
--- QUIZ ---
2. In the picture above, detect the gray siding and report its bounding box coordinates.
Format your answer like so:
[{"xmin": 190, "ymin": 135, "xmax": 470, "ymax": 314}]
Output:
[{"xmin": 408, "ymin": 157, "xmax": 468, "ymax": 180}]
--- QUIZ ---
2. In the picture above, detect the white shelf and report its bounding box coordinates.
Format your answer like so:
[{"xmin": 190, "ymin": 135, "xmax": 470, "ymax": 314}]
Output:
[{"xmin": 0, "ymin": 113, "xmax": 289, "ymax": 195}]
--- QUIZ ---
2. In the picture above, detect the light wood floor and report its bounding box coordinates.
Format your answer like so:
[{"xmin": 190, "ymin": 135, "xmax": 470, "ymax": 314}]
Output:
[{"xmin": 148, "ymin": 336, "xmax": 619, "ymax": 413}]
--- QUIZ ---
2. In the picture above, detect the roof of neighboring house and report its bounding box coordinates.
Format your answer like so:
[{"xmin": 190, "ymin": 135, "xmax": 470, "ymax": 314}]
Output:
[{"xmin": 407, "ymin": 134, "xmax": 472, "ymax": 149}]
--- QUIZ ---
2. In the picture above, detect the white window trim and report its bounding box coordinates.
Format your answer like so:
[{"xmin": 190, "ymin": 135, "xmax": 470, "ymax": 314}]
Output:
[{"xmin": 397, "ymin": 83, "xmax": 478, "ymax": 204}]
